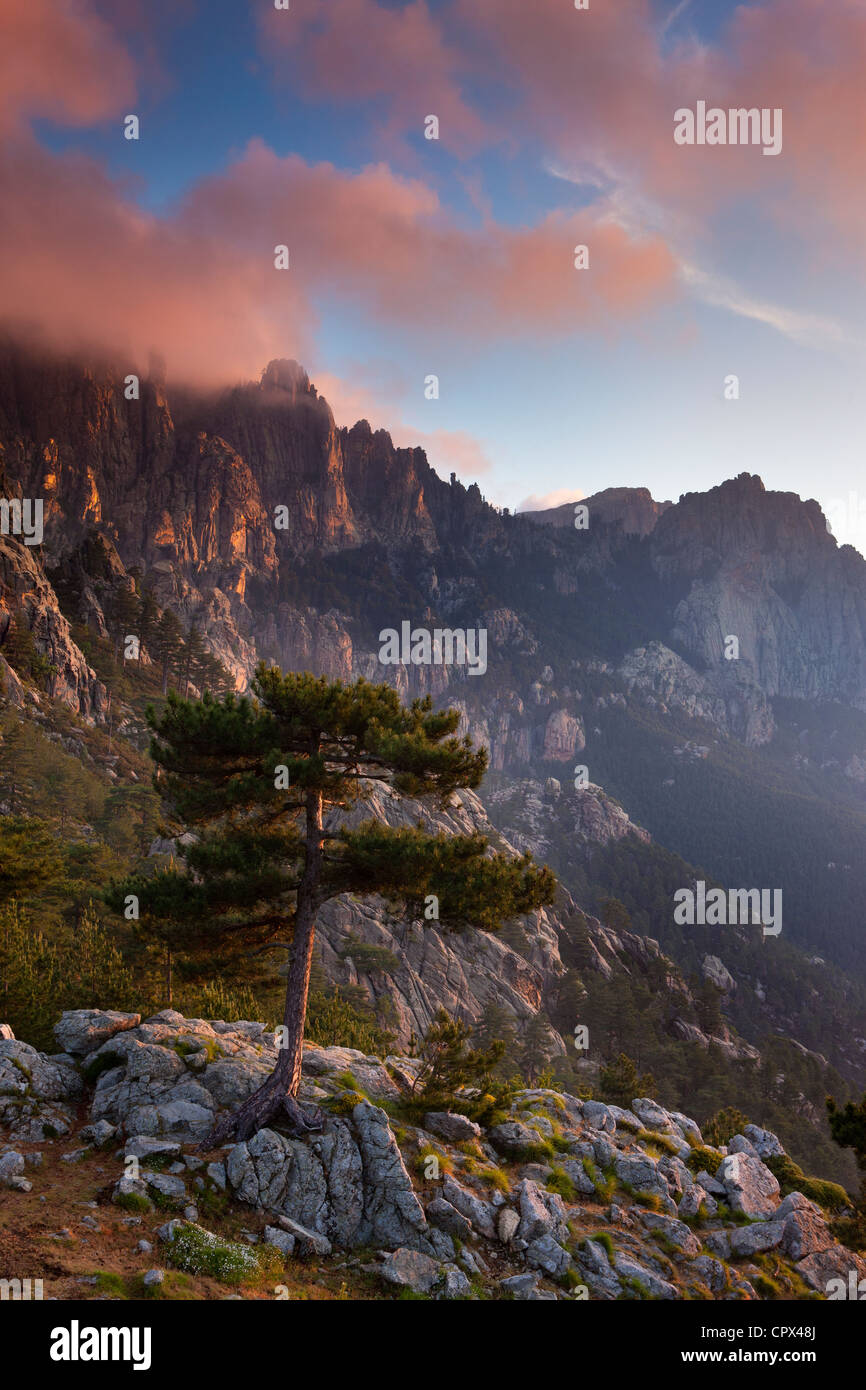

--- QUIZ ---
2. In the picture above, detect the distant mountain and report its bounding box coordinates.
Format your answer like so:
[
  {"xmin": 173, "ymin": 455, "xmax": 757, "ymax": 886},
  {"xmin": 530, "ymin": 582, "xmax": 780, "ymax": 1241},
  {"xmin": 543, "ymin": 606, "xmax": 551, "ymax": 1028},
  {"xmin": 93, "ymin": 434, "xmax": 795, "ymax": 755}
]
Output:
[{"xmin": 521, "ymin": 486, "xmax": 672, "ymax": 537}]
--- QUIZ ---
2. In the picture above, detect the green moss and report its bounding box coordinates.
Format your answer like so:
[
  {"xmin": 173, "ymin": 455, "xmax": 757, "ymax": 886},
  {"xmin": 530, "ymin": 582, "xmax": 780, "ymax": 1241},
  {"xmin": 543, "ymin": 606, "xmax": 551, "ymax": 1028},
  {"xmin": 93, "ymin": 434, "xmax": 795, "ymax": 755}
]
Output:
[{"xmin": 114, "ymin": 1191, "xmax": 152, "ymax": 1214}]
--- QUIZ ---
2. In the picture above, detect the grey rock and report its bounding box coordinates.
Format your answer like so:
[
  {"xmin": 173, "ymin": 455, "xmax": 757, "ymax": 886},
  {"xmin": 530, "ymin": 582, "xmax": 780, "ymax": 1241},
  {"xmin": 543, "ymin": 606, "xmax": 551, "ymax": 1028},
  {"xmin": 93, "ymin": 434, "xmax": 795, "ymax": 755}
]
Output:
[
  {"xmin": 54, "ymin": 1009, "xmax": 140, "ymax": 1057},
  {"xmin": 639, "ymin": 1211, "xmax": 702, "ymax": 1255},
  {"xmin": 614, "ymin": 1252, "xmax": 677, "ymax": 1299},
  {"xmin": 582, "ymin": 1101, "xmax": 616, "ymax": 1134},
  {"xmin": 515, "ymin": 1178, "xmax": 567, "ymax": 1243},
  {"xmin": 440, "ymin": 1263, "xmax": 471, "ymax": 1298},
  {"xmin": 143, "ymin": 1269, "xmax": 165, "ymax": 1287},
  {"xmin": 631, "ymin": 1097, "xmax": 676, "ymax": 1133},
  {"xmin": 263, "ymin": 1226, "xmax": 296, "ymax": 1256},
  {"xmin": 428, "ymin": 1228, "xmax": 455, "ymax": 1261},
  {"xmin": 145, "ymin": 1171, "xmax": 187, "ymax": 1203},
  {"xmin": 125, "ymin": 1135, "xmax": 182, "ymax": 1161},
  {"xmin": 0, "ymin": 1150, "xmax": 25, "ymax": 1184},
  {"xmin": 728, "ymin": 1221, "xmax": 785, "ymax": 1258},
  {"xmin": 669, "ymin": 1111, "xmax": 703, "ymax": 1147},
  {"xmin": 718, "ymin": 1153, "xmax": 780, "ymax": 1219},
  {"xmin": 112, "ymin": 1176, "xmax": 151, "ymax": 1208},
  {"xmin": 206, "ymin": 1161, "xmax": 227, "ymax": 1191},
  {"xmin": 608, "ymin": 1105, "xmax": 642, "ymax": 1133},
  {"xmin": 690, "ymin": 1255, "xmax": 729, "ymax": 1294},
  {"xmin": 79, "ymin": 1120, "xmax": 117, "ymax": 1148},
  {"xmin": 424, "ymin": 1112, "xmax": 481, "ymax": 1144},
  {"xmin": 441, "ymin": 1174, "xmax": 496, "ymax": 1239},
  {"xmin": 678, "ymin": 1187, "xmax": 715, "ymax": 1220},
  {"xmin": 780, "ymin": 1206, "xmax": 833, "ymax": 1261},
  {"xmin": 497, "ymin": 1207, "xmax": 520, "ymax": 1244},
  {"xmin": 742, "ymin": 1125, "xmax": 785, "ymax": 1159},
  {"xmin": 500, "ymin": 1272, "xmax": 540, "ymax": 1300},
  {"xmin": 488, "ymin": 1120, "xmax": 547, "ymax": 1156},
  {"xmin": 796, "ymin": 1243, "xmax": 866, "ymax": 1294},
  {"xmin": 555, "ymin": 1158, "xmax": 597, "ymax": 1195},
  {"xmin": 275, "ymin": 1215, "xmax": 332, "ymax": 1256},
  {"xmin": 526, "ymin": 1233, "xmax": 571, "ymax": 1278},
  {"xmin": 380, "ymin": 1247, "xmax": 441, "ymax": 1294},
  {"xmin": 426, "ymin": 1197, "xmax": 472, "ymax": 1241},
  {"xmin": 593, "ymin": 1137, "xmax": 615, "ymax": 1171},
  {"xmin": 696, "ymin": 1169, "xmax": 726, "ymax": 1197}
]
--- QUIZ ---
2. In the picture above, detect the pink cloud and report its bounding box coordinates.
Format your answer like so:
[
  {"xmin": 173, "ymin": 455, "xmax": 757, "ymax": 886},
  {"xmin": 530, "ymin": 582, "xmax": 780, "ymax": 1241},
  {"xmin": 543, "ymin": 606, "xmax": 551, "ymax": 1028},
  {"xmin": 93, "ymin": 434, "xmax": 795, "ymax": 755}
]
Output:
[
  {"xmin": 257, "ymin": 0, "xmax": 488, "ymax": 156},
  {"xmin": 0, "ymin": 0, "xmax": 136, "ymax": 135},
  {"xmin": 0, "ymin": 136, "xmax": 677, "ymax": 388},
  {"xmin": 261, "ymin": 0, "xmax": 866, "ymax": 253}
]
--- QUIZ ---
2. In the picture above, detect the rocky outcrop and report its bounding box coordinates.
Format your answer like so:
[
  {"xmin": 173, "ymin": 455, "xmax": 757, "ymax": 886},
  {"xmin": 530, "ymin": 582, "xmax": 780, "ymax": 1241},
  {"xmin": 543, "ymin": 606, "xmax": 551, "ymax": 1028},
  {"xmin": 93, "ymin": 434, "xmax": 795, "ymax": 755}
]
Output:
[
  {"xmin": 619, "ymin": 640, "xmax": 774, "ymax": 747},
  {"xmin": 651, "ymin": 473, "xmax": 866, "ymax": 712},
  {"xmin": 3, "ymin": 1009, "xmax": 862, "ymax": 1301}
]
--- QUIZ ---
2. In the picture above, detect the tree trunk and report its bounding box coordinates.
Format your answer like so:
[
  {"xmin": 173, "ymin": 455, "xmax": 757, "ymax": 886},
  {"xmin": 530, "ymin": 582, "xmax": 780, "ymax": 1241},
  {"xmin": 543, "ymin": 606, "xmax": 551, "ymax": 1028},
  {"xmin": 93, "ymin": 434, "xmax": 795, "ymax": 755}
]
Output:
[{"xmin": 201, "ymin": 787, "xmax": 325, "ymax": 1149}]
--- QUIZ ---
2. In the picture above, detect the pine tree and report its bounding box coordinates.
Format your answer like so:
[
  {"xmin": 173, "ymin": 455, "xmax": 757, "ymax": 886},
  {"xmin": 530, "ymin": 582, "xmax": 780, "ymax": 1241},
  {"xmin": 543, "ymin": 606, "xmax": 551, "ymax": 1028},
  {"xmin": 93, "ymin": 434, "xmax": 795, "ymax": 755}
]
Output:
[
  {"xmin": 138, "ymin": 588, "xmax": 160, "ymax": 654},
  {"xmin": 154, "ymin": 610, "xmax": 184, "ymax": 694},
  {"xmin": 180, "ymin": 623, "xmax": 206, "ymax": 697},
  {"xmin": 827, "ymin": 1093, "xmax": 866, "ymax": 1209},
  {"xmin": 108, "ymin": 666, "xmax": 556, "ymax": 1144},
  {"xmin": 520, "ymin": 1011, "xmax": 554, "ymax": 1086},
  {"xmin": 599, "ymin": 1051, "xmax": 657, "ymax": 1108},
  {"xmin": 0, "ymin": 815, "xmax": 64, "ymax": 906}
]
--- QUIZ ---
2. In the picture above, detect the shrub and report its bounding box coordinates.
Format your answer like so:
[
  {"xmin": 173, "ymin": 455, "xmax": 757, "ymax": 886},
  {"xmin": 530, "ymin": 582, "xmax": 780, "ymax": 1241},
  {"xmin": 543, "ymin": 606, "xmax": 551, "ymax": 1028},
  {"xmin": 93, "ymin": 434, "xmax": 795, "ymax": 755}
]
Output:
[
  {"xmin": 765, "ymin": 1153, "xmax": 850, "ymax": 1214},
  {"xmin": 686, "ymin": 1145, "xmax": 724, "ymax": 1177},
  {"xmin": 703, "ymin": 1107, "xmax": 751, "ymax": 1148},
  {"xmin": 165, "ymin": 1222, "xmax": 282, "ymax": 1285},
  {"xmin": 547, "ymin": 1166, "xmax": 578, "ymax": 1203}
]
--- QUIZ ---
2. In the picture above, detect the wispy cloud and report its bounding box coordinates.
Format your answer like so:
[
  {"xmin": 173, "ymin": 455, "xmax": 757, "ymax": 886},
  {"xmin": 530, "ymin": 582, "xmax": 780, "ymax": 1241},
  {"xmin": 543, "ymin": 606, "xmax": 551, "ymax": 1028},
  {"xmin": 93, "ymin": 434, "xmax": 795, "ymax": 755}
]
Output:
[
  {"xmin": 679, "ymin": 263, "xmax": 854, "ymax": 351},
  {"xmin": 660, "ymin": 0, "xmax": 693, "ymax": 38}
]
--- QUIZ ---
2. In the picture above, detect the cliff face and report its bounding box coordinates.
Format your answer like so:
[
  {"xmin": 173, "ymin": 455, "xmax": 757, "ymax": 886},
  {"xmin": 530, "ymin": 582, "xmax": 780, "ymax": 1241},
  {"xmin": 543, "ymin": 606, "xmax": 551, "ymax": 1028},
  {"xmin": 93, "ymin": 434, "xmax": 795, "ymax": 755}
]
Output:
[
  {"xmin": 4, "ymin": 347, "xmax": 866, "ymax": 725},
  {"xmin": 650, "ymin": 474, "xmax": 866, "ymax": 711}
]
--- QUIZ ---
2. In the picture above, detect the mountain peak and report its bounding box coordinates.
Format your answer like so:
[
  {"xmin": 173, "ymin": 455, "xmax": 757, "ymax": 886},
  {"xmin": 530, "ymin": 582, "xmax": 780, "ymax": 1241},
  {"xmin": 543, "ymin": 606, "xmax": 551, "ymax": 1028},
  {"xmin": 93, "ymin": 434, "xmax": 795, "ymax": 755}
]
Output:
[{"xmin": 260, "ymin": 358, "xmax": 311, "ymax": 396}]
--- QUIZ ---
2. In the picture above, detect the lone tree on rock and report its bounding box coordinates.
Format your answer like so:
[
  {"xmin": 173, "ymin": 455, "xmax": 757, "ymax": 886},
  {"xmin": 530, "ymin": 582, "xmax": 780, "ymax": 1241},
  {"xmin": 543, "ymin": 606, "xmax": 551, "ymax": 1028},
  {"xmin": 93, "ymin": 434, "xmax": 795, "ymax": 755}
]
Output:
[{"xmin": 108, "ymin": 665, "xmax": 556, "ymax": 1147}]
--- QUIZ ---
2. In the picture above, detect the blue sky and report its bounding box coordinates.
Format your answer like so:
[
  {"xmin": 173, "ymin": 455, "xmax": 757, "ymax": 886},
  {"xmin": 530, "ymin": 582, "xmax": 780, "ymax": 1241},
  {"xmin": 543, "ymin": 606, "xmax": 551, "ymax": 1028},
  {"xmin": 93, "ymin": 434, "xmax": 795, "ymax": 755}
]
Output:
[{"xmin": 5, "ymin": 0, "xmax": 866, "ymax": 545}]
